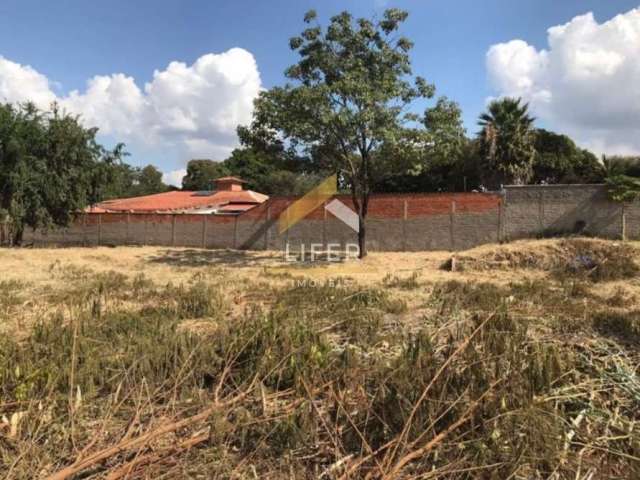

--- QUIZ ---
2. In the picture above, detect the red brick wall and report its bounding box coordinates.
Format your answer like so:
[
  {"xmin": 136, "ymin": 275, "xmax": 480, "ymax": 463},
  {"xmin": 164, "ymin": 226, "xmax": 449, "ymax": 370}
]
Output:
[
  {"xmin": 23, "ymin": 192, "xmax": 503, "ymax": 251},
  {"xmin": 250, "ymin": 192, "xmax": 500, "ymax": 221}
]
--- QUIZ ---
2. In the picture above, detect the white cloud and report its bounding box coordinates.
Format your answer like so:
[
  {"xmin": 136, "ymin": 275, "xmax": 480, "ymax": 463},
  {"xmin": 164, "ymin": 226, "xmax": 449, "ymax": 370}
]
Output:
[
  {"xmin": 486, "ymin": 8, "xmax": 640, "ymax": 155},
  {"xmin": 162, "ymin": 169, "xmax": 187, "ymax": 187},
  {"xmin": 0, "ymin": 56, "xmax": 56, "ymax": 107},
  {"xmin": 0, "ymin": 48, "xmax": 261, "ymax": 176}
]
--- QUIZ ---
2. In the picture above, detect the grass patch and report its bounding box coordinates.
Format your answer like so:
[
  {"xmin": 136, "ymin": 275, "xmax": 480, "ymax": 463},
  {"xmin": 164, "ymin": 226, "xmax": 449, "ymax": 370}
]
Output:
[
  {"xmin": 382, "ymin": 271, "xmax": 420, "ymax": 290},
  {"xmin": 593, "ymin": 310, "xmax": 640, "ymax": 343},
  {"xmin": 1, "ymin": 242, "xmax": 639, "ymax": 478}
]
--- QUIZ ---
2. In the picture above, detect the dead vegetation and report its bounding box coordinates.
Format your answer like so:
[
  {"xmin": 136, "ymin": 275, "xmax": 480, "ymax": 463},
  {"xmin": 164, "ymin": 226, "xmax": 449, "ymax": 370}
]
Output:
[
  {"xmin": 1, "ymin": 238, "xmax": 639, "ymax": 478},
  {"xmin": 454, "ymin": 238, "xmax": 640, "ymax": 282}
]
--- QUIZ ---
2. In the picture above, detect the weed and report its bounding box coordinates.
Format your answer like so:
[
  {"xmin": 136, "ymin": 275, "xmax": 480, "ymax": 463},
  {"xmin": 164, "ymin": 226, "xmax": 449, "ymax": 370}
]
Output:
[
  {"xmin": 0, "ymin": 279, "xmax": 25, "ymax": 309},
  {"xmin": 430, "ymin": 280, "xmax": 506, "ymax": 312},
  {"xmin": 382, "ymin": 271, "xmax": 420, "ymax": 290},
  {"xmin": 593, "ymin": 310, "xmax": 640, "ymax": 343},
  {"xmin": 1, "ymin": 245, "xmax": 640, "ymax": 479},
  {"xmin": 170, "ymin": 280, "xmax": 228, "ymax": 319}
]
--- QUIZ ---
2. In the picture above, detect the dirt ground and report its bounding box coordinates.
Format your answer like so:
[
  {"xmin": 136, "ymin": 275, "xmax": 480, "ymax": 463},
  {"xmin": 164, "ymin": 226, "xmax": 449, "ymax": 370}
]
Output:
[{"xmin": 0, "ymin": 240, "xmax": 567, "ymax": 288}]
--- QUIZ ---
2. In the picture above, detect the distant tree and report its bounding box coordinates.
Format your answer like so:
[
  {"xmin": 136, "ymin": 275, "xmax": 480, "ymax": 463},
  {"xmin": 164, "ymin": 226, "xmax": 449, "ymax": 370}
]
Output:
[
  {"xmin": 245, "ymin": 9, "xmax": 435, "ymax": 257},
  {"xmin": 223, "ymin": 148, "xmax": 273, "ymax": 191},
  {"xmin": 89, "ymin": 160, "xmax": 135, "ymax": 201},
  {"xmin": 134, "ymin": 165, "xmax": 168, "ymax": 196},
  {"xmin": 606, "ymin": 175, "xmax": 640, "ymax": 202},
  {"xmin": 181, "ymin": 159, "xmax": 229, "ymax": 191},
  {"xmin": 0, "ymin": 102, "xmax": 125, "ymax": 244},
  {"xmin": 261, "ymin": 170, "xmax": 328, "ymax": 196},
  {"xmin": 603, "ymin": 155, "xmax": 640, "ymax": 178},
  {"xmin": 533, "ymin": 129, "xmax": 604, "ymax": 184},
  {"xmin": 478, "ymin": 97, "xmax": 536, "ymax": 187},
  {"xmin": 374, "ymin": 98, "xmax": 475, "ymax": 193},
  {"xmin": 424, "ymin": 97, "xmax": 467, "ymax": 164}
]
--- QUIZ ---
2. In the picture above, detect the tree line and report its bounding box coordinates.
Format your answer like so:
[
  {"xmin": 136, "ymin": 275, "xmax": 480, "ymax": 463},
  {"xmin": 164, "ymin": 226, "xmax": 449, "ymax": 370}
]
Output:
[{"xmin": 2, "ymin": 8, "xmax": 640, "ymax": 251}]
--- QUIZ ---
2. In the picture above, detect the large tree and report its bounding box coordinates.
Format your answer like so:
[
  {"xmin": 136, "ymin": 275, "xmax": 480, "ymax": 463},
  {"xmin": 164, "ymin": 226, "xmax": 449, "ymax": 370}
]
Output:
[
  {"xmin": 133, "ymin": 165, "xmax": 168, "ymax": 196},
  {"xmin": 478, "ymin": 97, "xmax": 536, "ymax": 187},
  {"xmin": 244, "ymin": 9, "xmax": 435, "ymax": 257},
  {"xmin": 532, "ymin": 129, "xmax": 604, "ymax": 184},
  {"xmin": 603, "ymin": 155, "xmax": 640, "ymax": 178},
  {"xmin": 374, "ymin": 97, "xmax": 472, "ymax": 193},
  {"xmin": 0, "ymin": 102, "xmax": 124, "ymax": 244},
  {"xmin": 181, "ymin": 159, "xmax": 230, "ymax": 191}
]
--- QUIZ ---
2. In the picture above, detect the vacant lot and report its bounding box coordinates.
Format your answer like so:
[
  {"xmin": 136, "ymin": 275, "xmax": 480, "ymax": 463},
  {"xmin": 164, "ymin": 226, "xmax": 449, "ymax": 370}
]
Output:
[{"xmin": 1, "ymin": 239, "xmax": 639, "ymax": 479}]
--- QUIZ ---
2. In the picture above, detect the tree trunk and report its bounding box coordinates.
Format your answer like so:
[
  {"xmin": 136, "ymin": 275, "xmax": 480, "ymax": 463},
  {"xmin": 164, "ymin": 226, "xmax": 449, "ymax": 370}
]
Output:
[
  {"xmin": 12, "ymin": 226, "xmax": 23, "ymax": 246},
  {"xmin": 358, "ymin": 213, "xmax": 366, "ymax": 259}
]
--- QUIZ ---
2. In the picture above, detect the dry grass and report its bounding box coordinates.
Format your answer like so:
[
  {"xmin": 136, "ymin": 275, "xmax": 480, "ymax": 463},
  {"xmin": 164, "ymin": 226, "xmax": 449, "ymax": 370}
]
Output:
[{"xmin": 1, "ymin": 238, "xmax": 640, "ymax": 478}]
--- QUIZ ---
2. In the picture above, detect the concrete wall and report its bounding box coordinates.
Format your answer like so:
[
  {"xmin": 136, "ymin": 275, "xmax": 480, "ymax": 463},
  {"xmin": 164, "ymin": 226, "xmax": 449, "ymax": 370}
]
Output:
[
  {"xmin": 503, "ymin": 184, "xmax": 637, "ymax": 240},
  {"xmin": 15, "ymin": 185, "xmax": 638, "ymax": 251}
]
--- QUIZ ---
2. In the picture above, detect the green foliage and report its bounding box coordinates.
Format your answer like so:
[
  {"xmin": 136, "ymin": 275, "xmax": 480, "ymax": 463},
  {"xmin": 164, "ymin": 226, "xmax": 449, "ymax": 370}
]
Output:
[
  {"xmin": 603, "ymin": 155, "xmax": 640, "ymax": 177},
  {"xmin": 245, "ymin": 9, "xmax": 440, "ymax": 256},
  {"xmin": 606, "ymin": 174, "xmax": 640, "ymax": 202},
  {"xmin": 135, "ymin": 165, "xmax": 168, "ymax": 196},
  {"xmin": 423, "ymin": 96, "xmax": 467, "ymax": 164},
  {"xmin": 0, "ymin": 102, "xmax": 126, "ymax": 243},
  {"xmin": 478, "ymin": 97, "xmax": 536, "ymax": 187},
  {"xmin": 533, "ymin": 129, "xmax": 604, "ymax": 184},
  {"xmin": 374, "ymin": 97, "xmax": 474, "ymax": 193},
  {"xmin": 182, "ymin": 159, "xmax": 230, "ymax": 191}
]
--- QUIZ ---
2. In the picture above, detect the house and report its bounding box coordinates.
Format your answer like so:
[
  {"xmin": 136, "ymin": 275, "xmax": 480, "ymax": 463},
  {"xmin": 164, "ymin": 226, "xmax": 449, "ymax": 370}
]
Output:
[{"xmin": 88, "ymin": 176, "xmax": 268, "ymax": 215}]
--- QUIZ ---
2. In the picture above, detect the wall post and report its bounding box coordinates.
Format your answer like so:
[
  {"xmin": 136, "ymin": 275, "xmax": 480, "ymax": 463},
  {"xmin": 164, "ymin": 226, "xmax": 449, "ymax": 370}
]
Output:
[
  {"xmin": 82, "ymin": 213, "xmax": 87, "ymax": 247},
  {"xmin": 202, "ymin": 215, "xmax": 207, "ymax": 248},
  {"xmin": 497, "ymin": 197, "xmax": 503, "ymax": 242},
  {"xmin": 622, "ymin": 203, "xmax": 627, "ymax": 241},
  {"xmin": 143, "ymin": 216, "xmax": 148, "ymax": 245},
  {"xmin": 264, "ymin": 205, "xmax": 271, "ymax": 250},
  {"xmin": 322, "ymin": 201, "xmax": 327, "ymax": 248},
  {"xmin": 402, "ymin": 199, "xmax": 408, "ymax": 251},
  {"xmin": 233, "ymin": 216, "xmax": 238, "ymax": 249},
  {"xmin": 450, "ymin": 200, "xmax": 456, "ymax": 252},
  {"xmin": 98, "ymin": 214, "xmax": 102, "ymax": 246},
  {"xmin": 538, "ymin": 190, "xmax": 545, "ymax": 236},
  {"xmin": 126, "ymin": 213, "xmax": 131, "ymax": 245},
  {"xmin": 172, "ymin": 214, "xmax": 177, "ymax": 246},
  {"xmin": 285, "ymin": 201, "xmax": 290, "ymax": 250}
]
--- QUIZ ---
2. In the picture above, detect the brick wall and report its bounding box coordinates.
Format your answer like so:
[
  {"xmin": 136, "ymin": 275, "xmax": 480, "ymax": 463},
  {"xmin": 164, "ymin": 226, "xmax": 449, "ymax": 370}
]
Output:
[{"xmin": 17, "ymin": 185, "xmax": 637, "ymax": 251}]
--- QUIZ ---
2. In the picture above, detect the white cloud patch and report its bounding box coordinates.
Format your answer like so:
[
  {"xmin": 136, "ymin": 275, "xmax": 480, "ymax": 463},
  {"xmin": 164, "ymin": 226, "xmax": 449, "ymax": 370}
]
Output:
[
  {"xmin": 486, "ymin": 8, "xmax": 640, "ymax": 155},
  {"xmin": 162, "ymin": 169, "xmax": 187, "ymax": 187},
  {"xmin": 0, "ymin": 56, "xmax": 57, "ymax": 107},
  {"xmin": 0, "ymin": 48, "xmax": 261, "ymax": 175}
]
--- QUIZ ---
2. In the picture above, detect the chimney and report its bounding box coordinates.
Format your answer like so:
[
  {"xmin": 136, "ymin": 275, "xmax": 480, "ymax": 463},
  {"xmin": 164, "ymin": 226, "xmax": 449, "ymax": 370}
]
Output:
[{"xmin": 214, "ymin": 176, "xmax": 246, "ymax": 192}]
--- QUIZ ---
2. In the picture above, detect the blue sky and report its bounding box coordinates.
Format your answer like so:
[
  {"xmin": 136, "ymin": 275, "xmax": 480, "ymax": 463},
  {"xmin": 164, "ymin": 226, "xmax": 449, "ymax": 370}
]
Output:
[{"xmin": 1, "ymin": 1, "xmax": 639, "ymax": 182}]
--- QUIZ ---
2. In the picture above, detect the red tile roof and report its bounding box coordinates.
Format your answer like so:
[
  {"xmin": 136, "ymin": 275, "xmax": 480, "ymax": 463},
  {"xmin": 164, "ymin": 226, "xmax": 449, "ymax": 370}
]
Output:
[
  {"xmin": 217, "ymin": 203, "xmax": 259, "ymax": 212},
  {"xmin": 89, "ymin": 189, "xmax": 268, "ymax": 213},
  {"xmin": 215, "ymin": 176, "xmax": 246, "ymax": 183}
]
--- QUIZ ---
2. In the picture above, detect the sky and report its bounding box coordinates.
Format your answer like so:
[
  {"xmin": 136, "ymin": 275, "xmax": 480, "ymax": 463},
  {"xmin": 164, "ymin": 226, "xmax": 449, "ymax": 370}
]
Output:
[{"xmin": 1, "ymin": 0, "xmax": 639, "ymax": 185}]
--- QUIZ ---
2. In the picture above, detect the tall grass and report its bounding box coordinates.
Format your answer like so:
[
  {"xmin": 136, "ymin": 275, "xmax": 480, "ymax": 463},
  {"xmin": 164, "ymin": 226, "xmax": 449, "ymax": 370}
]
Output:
[{"xmin": 1, "ymin": 259, "xmax": 639, "ymax": 479}]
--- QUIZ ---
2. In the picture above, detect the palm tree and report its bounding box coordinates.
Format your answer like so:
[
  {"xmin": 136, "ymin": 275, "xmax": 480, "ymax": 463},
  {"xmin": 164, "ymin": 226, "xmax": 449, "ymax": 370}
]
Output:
[{"xmin": 478, "ymin": 97, "xmax": 536, "ymax": 187}]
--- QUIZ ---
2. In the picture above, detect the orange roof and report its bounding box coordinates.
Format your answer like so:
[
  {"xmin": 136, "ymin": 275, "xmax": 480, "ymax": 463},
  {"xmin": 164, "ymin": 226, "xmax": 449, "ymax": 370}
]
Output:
[
  {"xmin": 89, "ymin": 190, "xmax": 268, "ymax": 213},
  {"xmin": 217, "ymin": 203, "xmax": 259, "ymax": 212},
  {"xmin": 215, "ymin": 176, "xmax": 246, "ymax": 183}
]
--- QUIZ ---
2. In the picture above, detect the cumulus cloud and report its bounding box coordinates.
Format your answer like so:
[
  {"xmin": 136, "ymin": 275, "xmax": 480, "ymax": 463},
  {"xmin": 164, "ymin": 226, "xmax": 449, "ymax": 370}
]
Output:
[
  {"xmin": 0, "ymin": 56, "xmax": 56, "ymax": 107},
  {"xmin": 162, "ymin": 169, "xmax": 187, "ymax": 188},
  {"xmin": 0, "ymin": 48, "xmax": 261, "ymax": 173},
  {"xmin": 486, "ymin": 8, "xmax": 640, "ymax": 155}
]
